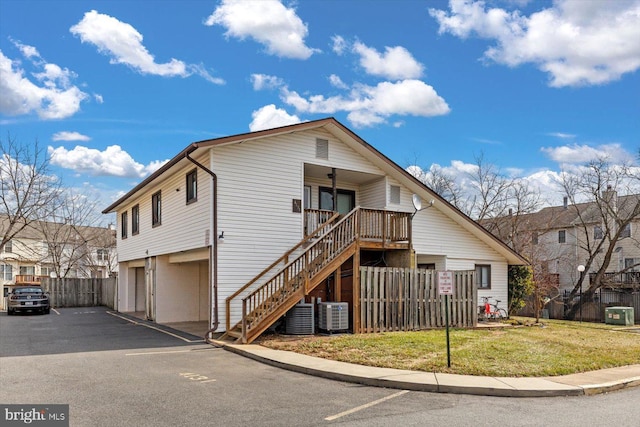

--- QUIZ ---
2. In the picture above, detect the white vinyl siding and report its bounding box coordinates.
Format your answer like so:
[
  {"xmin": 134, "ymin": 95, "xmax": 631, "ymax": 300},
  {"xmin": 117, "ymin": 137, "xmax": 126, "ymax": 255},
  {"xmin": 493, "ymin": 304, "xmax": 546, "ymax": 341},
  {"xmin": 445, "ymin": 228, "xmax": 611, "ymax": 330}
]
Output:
[
  {"xmin": 213, "ymin": 129, "xmax": 390, "ymax": 328},
  {"xmin": 359, "ymin": 178, "xmax": 386, "ymax": 209},
  {"xmin": 116, "ymin": 152, "xmax": 212, "ymax": 261}
]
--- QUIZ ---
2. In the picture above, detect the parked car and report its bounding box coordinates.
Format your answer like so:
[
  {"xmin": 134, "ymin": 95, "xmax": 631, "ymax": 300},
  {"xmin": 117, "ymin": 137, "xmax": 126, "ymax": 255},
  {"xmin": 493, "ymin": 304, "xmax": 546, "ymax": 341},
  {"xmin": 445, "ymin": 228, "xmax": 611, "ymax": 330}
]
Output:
[{"xmin": 7, "ymin": 286, "xmax": 50, "ymax": 315}]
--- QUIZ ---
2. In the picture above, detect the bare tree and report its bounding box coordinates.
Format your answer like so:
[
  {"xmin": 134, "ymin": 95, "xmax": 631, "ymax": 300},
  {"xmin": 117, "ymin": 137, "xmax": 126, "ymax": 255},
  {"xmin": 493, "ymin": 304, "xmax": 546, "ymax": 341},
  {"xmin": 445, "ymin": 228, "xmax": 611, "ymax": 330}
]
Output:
[
  {"xmin": 562, "ymin": 158, "xmax": 640, "ymax": 319},
  {"xmin": 418, "ymin": 164, "xmax": 464, "ymax": 209},
  {"xmin": 1, "ymin": 134, "xmax": 61, "ymax": 252},
  {"xmin": 28, "ymin": 191, "xmax": 108, "ymax": 278}
]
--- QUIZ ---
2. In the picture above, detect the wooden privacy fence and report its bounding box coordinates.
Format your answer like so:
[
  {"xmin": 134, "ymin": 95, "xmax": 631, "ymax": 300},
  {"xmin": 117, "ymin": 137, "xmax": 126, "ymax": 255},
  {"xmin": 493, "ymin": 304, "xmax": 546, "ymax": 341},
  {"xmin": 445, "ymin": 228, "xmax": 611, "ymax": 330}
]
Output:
[
  {"xmin": 41, "ymin": 278, "xmax": 117, "ymax": 309},
  {"xmin": 359, "ymin": 267, "xmax": 476, "ymax": 333}
]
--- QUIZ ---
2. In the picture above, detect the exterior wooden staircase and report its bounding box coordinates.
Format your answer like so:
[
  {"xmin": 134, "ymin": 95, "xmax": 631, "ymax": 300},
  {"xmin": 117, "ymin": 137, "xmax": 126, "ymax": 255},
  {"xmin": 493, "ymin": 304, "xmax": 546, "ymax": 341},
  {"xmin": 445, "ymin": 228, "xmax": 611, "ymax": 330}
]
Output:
[{"xmin": 222, "ymin": 207, "xmax": 411, "ymax": 344}]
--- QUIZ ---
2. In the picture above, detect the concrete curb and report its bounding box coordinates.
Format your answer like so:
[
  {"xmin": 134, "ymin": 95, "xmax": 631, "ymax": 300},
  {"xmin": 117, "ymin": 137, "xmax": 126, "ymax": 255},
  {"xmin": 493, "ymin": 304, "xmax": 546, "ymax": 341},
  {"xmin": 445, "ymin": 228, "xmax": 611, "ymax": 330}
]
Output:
[{"xmin": 213, "ymin": 340, "xmax": 640, "ymax": 398}]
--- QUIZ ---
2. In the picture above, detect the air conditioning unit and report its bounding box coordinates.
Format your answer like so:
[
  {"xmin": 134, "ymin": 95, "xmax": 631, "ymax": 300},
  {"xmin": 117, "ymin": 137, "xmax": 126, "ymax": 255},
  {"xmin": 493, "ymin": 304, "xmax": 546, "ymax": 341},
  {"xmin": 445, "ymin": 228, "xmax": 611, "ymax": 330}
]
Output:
[
  {"xmin": 318, "ymin": 302, "xmax": 348, "ymax": 332},
  {"xmin": 285, "ymin": 303, "xmax": 314, "ymax": 335}
]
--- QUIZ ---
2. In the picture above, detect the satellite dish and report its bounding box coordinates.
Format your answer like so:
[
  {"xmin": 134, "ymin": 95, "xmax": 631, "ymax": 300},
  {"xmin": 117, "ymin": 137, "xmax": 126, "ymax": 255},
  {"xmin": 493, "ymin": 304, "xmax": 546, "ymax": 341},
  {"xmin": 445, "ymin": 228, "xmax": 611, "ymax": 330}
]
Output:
[{"xmin": 412, "ymin": 194, "xmax": 422, "ymax": 211}]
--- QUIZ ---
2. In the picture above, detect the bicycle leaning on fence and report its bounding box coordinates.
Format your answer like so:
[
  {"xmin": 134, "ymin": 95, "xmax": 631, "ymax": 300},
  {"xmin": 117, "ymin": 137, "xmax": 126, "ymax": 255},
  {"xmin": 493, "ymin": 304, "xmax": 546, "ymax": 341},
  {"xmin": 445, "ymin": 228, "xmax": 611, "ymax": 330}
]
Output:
[{"xmin": 478, "ymin": 296, "xmax": 508, "ymax": 321}]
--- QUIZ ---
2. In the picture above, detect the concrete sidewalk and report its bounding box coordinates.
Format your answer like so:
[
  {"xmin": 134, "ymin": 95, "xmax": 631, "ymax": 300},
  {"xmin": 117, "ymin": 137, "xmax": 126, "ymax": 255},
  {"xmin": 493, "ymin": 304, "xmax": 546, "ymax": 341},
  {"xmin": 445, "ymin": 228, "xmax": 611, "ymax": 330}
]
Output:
[{"xmin": 212, "ymin": 341, "xmax": 640, "ymax": 397}]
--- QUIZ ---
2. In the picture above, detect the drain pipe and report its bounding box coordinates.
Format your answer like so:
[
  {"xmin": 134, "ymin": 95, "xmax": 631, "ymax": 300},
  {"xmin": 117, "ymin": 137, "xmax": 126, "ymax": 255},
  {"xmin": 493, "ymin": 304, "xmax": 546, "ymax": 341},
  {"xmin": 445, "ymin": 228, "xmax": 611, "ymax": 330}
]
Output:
[{"xmin": 186, "ymin": 153, "xmax": 219, "ymax": 339}]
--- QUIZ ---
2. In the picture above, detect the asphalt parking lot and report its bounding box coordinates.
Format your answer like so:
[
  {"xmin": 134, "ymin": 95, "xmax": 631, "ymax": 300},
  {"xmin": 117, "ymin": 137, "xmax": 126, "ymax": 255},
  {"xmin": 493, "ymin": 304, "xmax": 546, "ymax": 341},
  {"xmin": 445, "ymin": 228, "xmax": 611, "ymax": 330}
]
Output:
[{"xmin": 0, "ymin": 307, "xmax": 201, "ymax": 357}]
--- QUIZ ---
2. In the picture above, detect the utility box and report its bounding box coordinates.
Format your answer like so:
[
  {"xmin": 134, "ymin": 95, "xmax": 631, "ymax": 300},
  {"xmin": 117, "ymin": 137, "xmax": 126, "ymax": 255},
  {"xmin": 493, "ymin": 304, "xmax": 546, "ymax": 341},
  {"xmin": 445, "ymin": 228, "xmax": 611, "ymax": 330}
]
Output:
[
  {"xmin": 318, "ymin": 302, "xmax": 348, "ymax": 332},
  {"xmin": 605, "ymin": 306, "xmax": 634, "ymax": 326},
  {"xmin": 285, "ymin": 303, "xmax": 314, "ymax": 335}
]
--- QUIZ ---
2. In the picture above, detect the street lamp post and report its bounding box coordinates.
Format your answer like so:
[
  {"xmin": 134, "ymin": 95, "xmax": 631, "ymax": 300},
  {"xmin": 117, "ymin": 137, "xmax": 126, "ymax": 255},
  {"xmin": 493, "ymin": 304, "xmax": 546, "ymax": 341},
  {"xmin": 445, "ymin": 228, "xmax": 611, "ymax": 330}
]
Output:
[{"xmin": 577, "ymin": 265, "xmax": 585, "ymax": 323}]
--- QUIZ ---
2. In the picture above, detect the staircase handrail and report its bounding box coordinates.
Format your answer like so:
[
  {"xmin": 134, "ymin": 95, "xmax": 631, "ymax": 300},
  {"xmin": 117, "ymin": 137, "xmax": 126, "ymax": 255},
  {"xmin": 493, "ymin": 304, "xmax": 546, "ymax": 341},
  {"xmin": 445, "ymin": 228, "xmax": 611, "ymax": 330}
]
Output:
[
  {"xmin": 225, "ymin": 210, "xmax": 340, "ymax": 331},
  {"xmin": 238, "ymin": 207, "xmax": 361, "ymax": 341}
]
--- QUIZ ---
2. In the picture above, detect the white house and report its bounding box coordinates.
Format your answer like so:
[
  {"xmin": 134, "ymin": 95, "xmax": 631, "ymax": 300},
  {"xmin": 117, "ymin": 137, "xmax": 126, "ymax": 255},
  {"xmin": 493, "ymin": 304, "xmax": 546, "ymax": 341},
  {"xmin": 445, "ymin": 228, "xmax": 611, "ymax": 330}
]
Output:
[{"xmin": 103, "ymin": 118, "xmax": 526, "ymax": 342}]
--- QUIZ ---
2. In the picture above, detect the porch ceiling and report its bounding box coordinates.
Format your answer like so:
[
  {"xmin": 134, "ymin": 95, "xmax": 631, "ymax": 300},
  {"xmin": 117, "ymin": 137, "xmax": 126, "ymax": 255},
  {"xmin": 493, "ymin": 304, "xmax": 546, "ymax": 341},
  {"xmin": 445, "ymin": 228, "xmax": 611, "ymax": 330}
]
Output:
[{"xmin": 304, "ymin": 164, "xmax": 382, "ymax": 185}]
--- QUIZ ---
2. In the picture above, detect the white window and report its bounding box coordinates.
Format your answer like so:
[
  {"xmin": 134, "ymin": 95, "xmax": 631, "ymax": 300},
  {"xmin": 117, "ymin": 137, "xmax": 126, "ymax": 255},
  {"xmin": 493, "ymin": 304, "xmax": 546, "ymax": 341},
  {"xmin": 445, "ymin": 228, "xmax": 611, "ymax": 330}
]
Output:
[
  {"xmin": 0, "ymin": 264, "xmax": 12, "ymax": 281},
  {"xmin": 96, "ymin": 249, "xmax": 109, "ymax": 262},
  {"xmin": 19, "ymin": 266, "xmax": 35, "ymax": 275},
  {"xmin": 2, "ymin": 240, "xmax": 12, "ymax": 253},
  {"xmin": 476, "ymin": 265, "xmax": 491, "ymax": 289}
]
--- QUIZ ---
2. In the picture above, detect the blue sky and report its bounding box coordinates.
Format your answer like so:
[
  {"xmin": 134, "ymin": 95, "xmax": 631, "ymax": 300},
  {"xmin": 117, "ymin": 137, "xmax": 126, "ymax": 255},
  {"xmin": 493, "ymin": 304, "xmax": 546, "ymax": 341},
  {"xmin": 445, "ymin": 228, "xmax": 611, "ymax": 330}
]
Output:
[{"xmin": 1, "ymin": 0, "xmax": 639, "ymax": 222}]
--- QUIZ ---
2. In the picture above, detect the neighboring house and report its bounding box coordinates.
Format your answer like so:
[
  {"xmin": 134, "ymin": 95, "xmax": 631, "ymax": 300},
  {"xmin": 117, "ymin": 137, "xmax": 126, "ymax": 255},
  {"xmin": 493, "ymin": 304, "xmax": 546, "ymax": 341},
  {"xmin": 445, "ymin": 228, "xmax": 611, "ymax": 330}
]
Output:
[
  {"xmin": 1, "ymin": 216, "xmax": 117, "ymax": 310},
  {"xmin": 102, "ymin": 117, "xmax": 526, "ymax": 343},
  {"xmin": 484, "ymin": 191, "xmax": 640, "ymax": 294}
]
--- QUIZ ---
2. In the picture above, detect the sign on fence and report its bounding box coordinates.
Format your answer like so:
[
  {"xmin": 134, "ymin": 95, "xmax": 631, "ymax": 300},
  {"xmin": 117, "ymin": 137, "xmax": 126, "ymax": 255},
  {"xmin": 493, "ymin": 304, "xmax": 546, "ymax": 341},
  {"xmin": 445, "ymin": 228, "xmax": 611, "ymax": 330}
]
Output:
[{"xmin": 438, "ymin": 271, "xmax": 453, "ymax": 295}]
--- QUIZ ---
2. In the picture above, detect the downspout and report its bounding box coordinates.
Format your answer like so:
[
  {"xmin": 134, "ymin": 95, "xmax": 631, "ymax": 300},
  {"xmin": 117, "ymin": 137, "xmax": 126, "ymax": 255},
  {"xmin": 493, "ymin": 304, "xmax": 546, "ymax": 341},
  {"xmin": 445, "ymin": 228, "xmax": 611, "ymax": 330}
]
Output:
[{"xmin": 186, "ymin": 153, "xmax": 219, "ymax": 339}]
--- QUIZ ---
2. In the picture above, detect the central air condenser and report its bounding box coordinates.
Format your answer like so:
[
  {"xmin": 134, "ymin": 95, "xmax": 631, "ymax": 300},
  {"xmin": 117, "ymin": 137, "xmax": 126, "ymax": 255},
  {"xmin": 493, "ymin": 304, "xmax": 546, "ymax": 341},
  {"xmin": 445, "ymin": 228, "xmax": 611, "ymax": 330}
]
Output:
[
  {"xmin": 285, "ymin": 302, "xmax": 314, "ymax": 335},
  {"xmin": 318, "ymin": 302, "xmax": 348, "ymax": 332}
]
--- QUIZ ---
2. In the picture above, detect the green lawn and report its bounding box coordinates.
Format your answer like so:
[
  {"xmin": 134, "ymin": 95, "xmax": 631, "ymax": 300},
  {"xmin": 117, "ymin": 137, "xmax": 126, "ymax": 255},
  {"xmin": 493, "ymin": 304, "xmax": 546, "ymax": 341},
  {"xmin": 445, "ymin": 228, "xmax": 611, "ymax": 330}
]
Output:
[{"xmin": 258, "ymin": 318, "xmax": 640, "ymax": 377}]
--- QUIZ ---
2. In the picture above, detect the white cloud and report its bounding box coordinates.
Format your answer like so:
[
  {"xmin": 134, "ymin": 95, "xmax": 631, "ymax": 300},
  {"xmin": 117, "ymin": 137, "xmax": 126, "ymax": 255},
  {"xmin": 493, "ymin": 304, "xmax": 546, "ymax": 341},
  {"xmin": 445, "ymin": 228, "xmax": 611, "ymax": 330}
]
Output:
[
  {"xmin": 282, "ymin": 79, "xmax": 450, "ymax": 127},
  {"xmin": 205, "ymin": 0, "xmax": 317, "ymax": 60},
  {"xmin": 251, "ymin": 73, "xmax": 284, "ymax": 90},
  {"xmin": 353, "ymin": 42, "xmax": 425, "ymax": 80},
  {"xmin": 547, "ymin": 132, "xmax": 576, "ymax": 139},
  {"xmin": 249, "ymin": 104, "xmax": 301, "ymax": 131},
  {"xmin": 48, "ymin": 144, "xmax": 167, "ymax": 178},
  {"xmin": 188, "ymin": 64, "xmax": 226, "ymax": 85},
  {"xmin": 541, "ymin": 143, "xmax": 631, "ymax": 164},
  {"xmin": 430, "ymin": 0, "xmax": 640, "ymax": 87},
  {"xmin": 94, "ymin": 94, "xmax": 104, "ymax": 104},
  {"xmin": 331, "ymin": 35, "xmax": 347, "ymax": 55},
  {"xmin": 0, "ymin": 48, "xmax": 88, "ymax": 119},
  {"xmin": 70, "ymin": 10, "xmax": 224, "ymax": 84},
  {"xmin": 328, "ymin": 74, "xmax": 348, "ymax": 89},
  {"xmin": 70, "ymin": 10, "xmax": 188, "ymax": 76},
  {"xmin": 52, "ymin": 131, "xmax": 91, "ymax": 142},
  {"xmin": 409, "ymin": 161, "xmax": 566, "ymax": 208}
]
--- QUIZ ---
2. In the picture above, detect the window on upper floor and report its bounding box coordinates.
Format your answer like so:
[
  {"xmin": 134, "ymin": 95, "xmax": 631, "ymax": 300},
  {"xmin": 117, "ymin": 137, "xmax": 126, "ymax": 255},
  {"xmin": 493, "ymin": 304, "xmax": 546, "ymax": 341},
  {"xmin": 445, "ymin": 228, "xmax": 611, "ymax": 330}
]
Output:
[
  {"xmin": 132, "ymin": 204, "xmax": 140, "ymax": 235},
  {"xmin": 0, "ymin": 264, "xmax": 12, "ymax": 281},
  {"xmin": 96, "ymin": 249, "xmax": 109, "ymax": 262},
  {"xmin": 121, "ymin": 211, "xmax": 128, "ymax": 239},
  {"xmin": 152, "ymin": 191, "xmax": 162, "ymax": 227},
  {"xmin": 594, "ymin": 225, "xmax": 603, "ymax": 240},
  {"xmin": 558, "ymin": 230, "xmax": 566, "ymax": 243},
  {"xmin": 476, "ymin": 264, "xmax": 491, "ymax": 289},
  {"xmin": 19, "ymin": 266, "xmax": 35, "ymax": 275},
  {"xmin": 620, "ymin": 223, "xmax": 631, "ymax": 239},
  {"xmin": 41, "ymin": 266, "xmax": 53, "ymax": 277},
  {"xmin": 186, "ymin": 169, "xmax": 197, "ymax": 204},
  {"xmin": 389, "ymin": 185, "xmax": 401, "ymax": 204},
  {"xmin": 531, "ymin": 232, "xmax": 539, "ymax": 245},
  {"xmin": 2, "ymin": 240, "xmax": 12, "ymax": 253}
]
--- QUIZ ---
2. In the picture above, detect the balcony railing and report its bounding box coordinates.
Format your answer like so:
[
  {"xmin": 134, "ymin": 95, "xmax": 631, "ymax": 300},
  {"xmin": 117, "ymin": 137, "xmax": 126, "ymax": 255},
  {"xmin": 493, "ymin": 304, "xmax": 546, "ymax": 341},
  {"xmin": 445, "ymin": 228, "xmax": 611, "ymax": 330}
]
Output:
[
  {"xmin": 14, "ymin": 275, "xmax": 48, "ymax": 285},
  {"xmin": 590, "ymin": 272, "xmax": 640, "ymax": 287}
]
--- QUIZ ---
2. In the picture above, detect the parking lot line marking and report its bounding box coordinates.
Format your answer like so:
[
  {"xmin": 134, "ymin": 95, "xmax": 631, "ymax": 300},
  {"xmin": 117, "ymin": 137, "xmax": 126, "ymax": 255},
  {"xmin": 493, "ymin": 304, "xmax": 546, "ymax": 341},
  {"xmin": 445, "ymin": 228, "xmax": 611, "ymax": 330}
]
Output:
[
  {"xmin": 126, "ymin": 350, "xmax": 197, "ymax": 356},
  {"xmin": 199, "ymin": 379, "xmax": 217, "ymax": 383},
  {"xmin": 324, "ymin": 390, "xmax": 409, "ymax": 421},
  {"xmin": 107, "ymin": 311, "xmax": 203, "ymax": 343},
  {"xmin": 52, "ymin": 308, "xmax": 61, "ymax": 315}
]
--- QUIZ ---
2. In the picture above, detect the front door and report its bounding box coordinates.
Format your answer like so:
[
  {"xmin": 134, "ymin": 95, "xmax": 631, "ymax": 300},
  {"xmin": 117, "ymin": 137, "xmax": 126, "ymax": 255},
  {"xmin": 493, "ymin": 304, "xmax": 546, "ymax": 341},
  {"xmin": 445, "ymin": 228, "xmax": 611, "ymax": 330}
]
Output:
[{"xmin": 320, "ymin": 187, "xmax": 355, "ymax": 214}]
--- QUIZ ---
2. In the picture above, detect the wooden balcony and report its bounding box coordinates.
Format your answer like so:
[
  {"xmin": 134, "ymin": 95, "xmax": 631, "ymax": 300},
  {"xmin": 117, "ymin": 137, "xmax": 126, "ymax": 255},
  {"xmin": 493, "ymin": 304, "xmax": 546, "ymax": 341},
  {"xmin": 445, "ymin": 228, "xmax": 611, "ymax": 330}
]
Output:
[{"xmin": 14, "ymin": 275, "xmax": 48, "ymax": 285}]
